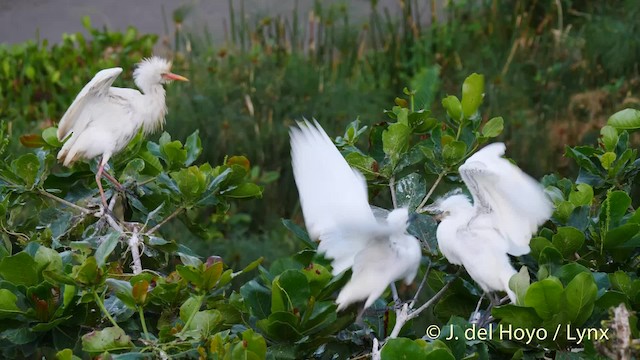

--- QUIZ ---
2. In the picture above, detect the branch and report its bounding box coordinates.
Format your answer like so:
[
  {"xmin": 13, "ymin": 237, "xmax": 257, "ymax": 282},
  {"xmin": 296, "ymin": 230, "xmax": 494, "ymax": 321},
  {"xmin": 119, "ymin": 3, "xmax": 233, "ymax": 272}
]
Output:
[
  {"xmin": 38, "ymin": 189, "xmax": 93, "ymax": 215},
  {"xmin": 388, "ymin": 277, "xmax": 455, "ymax": 339},
  {"xmin": 389, "ymin": 176, "xmax": 398, "ymax": 209},
  {"xmin": 417, "ymin": 172, "xmax": 445, "ymax": 212},
  {"xmin": 128, "ymin": 229, "xmax": 143, "ymax": 275},
  {"xmin": 145, "ymin": 206, "xmax": 185, "ymax": 235}
]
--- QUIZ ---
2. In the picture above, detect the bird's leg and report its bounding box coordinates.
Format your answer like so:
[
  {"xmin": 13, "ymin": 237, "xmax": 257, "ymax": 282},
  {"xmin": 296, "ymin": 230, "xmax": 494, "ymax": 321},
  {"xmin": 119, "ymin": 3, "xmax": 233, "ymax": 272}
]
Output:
[
  {"xmin": 96, "ymin": 161, "xmax": 109, "ymax": 210},
  {"xmin": 469, "ymin": 293, "xmax": 485, "ymax": 324},
  {"xmin": 478, "ymin": 293, "xmax": 500, "ymax": 327}
]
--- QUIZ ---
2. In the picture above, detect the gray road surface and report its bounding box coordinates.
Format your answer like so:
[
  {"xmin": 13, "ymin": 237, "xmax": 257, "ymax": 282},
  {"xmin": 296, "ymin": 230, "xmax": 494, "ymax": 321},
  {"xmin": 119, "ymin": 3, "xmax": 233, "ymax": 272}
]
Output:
[{"xmin": 0, "ymin": 0, "xmax": 404, "ymax": 46}]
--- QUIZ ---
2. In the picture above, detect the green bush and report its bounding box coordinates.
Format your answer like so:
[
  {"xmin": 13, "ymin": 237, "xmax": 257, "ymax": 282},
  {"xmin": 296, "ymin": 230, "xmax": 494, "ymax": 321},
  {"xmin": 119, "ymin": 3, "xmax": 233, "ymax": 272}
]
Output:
[{"xmin": 1, "ymin": 74, "xmax": 638, "ymax": 358}]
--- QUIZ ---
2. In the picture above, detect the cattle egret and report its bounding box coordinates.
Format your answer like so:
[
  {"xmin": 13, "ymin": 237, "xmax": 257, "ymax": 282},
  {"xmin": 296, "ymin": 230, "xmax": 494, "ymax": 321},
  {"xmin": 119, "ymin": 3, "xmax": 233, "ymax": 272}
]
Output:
[
  {"xmin": 431, "ymin": 143, "xmax": 552, "ymax": 303},
  {"xmin": 56, "ymin": 57, "xmax": 188, "ymax": 209},
  {"xmin": 290, "ymin": 120, "xmax": 422, "ymax": 310}
]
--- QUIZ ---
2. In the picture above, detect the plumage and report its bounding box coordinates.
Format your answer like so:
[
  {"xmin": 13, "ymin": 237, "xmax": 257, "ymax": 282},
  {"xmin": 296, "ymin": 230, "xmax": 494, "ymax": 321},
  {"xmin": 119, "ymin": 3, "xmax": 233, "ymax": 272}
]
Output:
[
  {"xmin": 433, "ymin": 143, "xmax": 552, "ymax": 302},
  {"xmin": 290, "ymin": 120, "xmax": 422, "ymax": 310},
  {"xmin": 56, "ymin": 57, "xmax": 188, "ymax": 208}
]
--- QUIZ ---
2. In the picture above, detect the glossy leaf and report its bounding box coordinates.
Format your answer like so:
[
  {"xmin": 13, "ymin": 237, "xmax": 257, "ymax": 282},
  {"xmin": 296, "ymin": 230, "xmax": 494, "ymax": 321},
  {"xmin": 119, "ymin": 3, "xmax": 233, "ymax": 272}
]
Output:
[
  {"xmin": 563, "ymin": 272, "xmax": 597, "ymax": 326},
  {"xmin": 607, "ymin": 108, "xmax": 640, "ymax": 130},
  {"xmin": 524, "ymin": 277, "xmax": 564, "ymax": 320},
  {"xmin": 81, "ymin": 326, "xmax": 134, "ymax": 353},
  {"xmin": 481, "ymin": 117, "xmax": 504, "ymax": 138},
  {"xmin": 461, "ymin": 73, "xmax": 484, "ymax": 118}
]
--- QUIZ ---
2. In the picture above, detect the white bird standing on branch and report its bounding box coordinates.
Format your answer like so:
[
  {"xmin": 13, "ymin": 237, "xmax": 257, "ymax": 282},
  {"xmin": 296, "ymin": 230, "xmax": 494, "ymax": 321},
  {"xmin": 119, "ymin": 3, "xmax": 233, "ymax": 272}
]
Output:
[
  {"xmin": 429, "ymin": 143, "xmax": 552, "ymax": 303},
  {"xmin": 290, "ymin": 120, "xmax": 422, "ymax": 310},
  {"xmin": 56, "ymin": 57, "xmax": 188, "ymax": 209}
]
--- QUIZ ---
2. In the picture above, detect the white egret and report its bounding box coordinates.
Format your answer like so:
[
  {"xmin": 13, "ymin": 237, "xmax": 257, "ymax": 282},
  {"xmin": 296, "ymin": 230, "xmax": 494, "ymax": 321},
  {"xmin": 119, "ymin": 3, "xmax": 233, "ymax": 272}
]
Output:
[
  {"xmin": 290, "ymin": 120, "xmax": 422, "ymax": 310},
  {"xmin": 56, "ymin": 57, "xmax": 188, "ymax": 208},
  {"xmin": 431, "ymin": 143, "xmax": 552, "ymax": 303}
]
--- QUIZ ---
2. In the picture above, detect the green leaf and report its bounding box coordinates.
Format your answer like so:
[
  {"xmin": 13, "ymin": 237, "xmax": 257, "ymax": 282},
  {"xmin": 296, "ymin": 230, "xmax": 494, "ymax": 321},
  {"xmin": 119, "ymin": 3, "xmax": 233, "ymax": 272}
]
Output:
[
  {"xmin": 11, "ymin": 153, "xmax": 39, "ymax": 188},
  {"xmin": 382, "ymin": 123, "xmax": 412, "ymax": 168},
  {"xmin": 381, "ymin": 338, "xmax": 429, "ymax": 359},
  {"xmin": 0, "ymin": 252, "xmax": 39, "ymax": 286},
  {"xmin": 395, "ymin": 173, "xmax": 426, "ymax": 211},
  {"xmin": 492, "ymin": 305, "xmax": 542, "ymax": 329},
  {"xmin": 481, "ymin": 117, "xmax": 504, "ymax": 138},
  {"xmin": 604, "ymin": 223, "xmax": 640, "ymax": 249},
  {"xmin": 95, "ymin": 232, "xmax": 120, "ymax": 267},
  {"xmin": 42, "ymin": 127, "xmax": 62, "ymax": 147},
  {"xmin": 441, "ymin": 95, "xmax": 462, "ymax": 122},
  {"xmin": 555, "ymin": 263, "xmax": 591, "ymax": 285},
  {"xmin": 272, "ymin": 270, "xmax": 310, "ymax": 313},
  {"xmin": 105, "ymin": 279, "xmax": 136, "ymax": 309},
  {"xmin": 282, "ymin": 219, "xmax": 315, "ymax": 249},
  {"xmin": 72, "ymin": 256, "xmax": 103, "ymax": 287},
  {"xmin": 607, "ymin": 108, "xmax": 640, "ymax": 130},
  {"xmin": 0, "ymin": 289, "xmax": 23, "ymax": 318},
  {"xmin": 81, "ymin": 326, "xmax": 134, "ymax": 353},
  {"xmin": 302, "ymin": 263, "xmax": 332, "ymax": 297},
  {"xmin": 551, "ymin": 227, "xmax": 584, "ymax": 258},
  {"xmin": 529, "ymin": 236, "xmax": 553, "ymax": 261},
  {"xmin": 599, "ymin": 151, "xmax": 616, "ymax": 170},
  {"xmin": 186, "ymin": 309, "xmax": 222, "ymax": 335},
  {"xmin": 240, "ymin": 280, "xmax": 271, "ymax": 319},
  {"xmin": 442, "ymin": 140, "xmax": 467, "ymax": 165},
  {"xmin": 184, "ymin": 130, "xmax": 202, "ymax": 166},
  {"xmin": 180, "ymin": 295, "xmax": 203, "ymax": 324},
  {"xmin": 524, "ymin": 277, "xmax": 564, "ymax": 320},
  {"xmin": 509, "ymin": 266, "xmax": 530, "ymax": 306},
  {"xmin": 235, "ymin": 329, "xmax": 267, "ymax": 359},
  {"xmin": 568, "ymin": 184, "xmax": 593, "ymax": 207},
  {"xmin": 563, "ymin": 272, "xmax": 597, "ymax": 326},
  {"xmin": 34, "ymin": 245, "xmax": 63, "ymax": 274},
  {"xmin": 55, "ymin": 348, "xmax": 82, "ymax": 360},
  {"xmin": 600, "ymin": 125, "xmax": 618, "ymax": 151},
  {"xmin": 345, "ymin": 152, "xmax": 378, "ymax": 180},
  {"xmin": 461, "ymin": 73, "xmax": 485, "ymax": 118},
  {"xmin": 223, "ymin": 183, "xmax": 263, "ymax": 199}
]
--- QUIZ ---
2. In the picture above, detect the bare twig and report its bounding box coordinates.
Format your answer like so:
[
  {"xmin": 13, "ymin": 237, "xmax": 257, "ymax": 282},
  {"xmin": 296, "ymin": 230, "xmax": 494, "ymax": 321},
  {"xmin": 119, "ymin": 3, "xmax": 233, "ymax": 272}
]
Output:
[
  {"xmin": 38, "ymin": 190, "xmax": 92, "ymax": 215},
  {"xmin": 128, "ymin": 227, "xmax": 143, "ymax": 275},
  {"xmin": 417, "ymin": 172, "xmax": 445, "ymax": 212},
  {"xmin": 409, "ymin": 264, "xmax": 431, "ymax": 308},
  {"xmin": 145, "ymin": 206, "xmax": 185, "ymax": 234},
  {"xmin": 388, "ymin": 277, "xmax": 455, "ymax": 339},
  {"xmin": 389, "ymin": 176, "xmax": 398, "ymax": 208}
]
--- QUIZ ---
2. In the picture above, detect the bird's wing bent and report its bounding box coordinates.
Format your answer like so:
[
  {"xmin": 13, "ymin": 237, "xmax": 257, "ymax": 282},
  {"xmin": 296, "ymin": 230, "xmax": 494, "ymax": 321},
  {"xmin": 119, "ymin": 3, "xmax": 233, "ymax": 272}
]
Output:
[
  {"xmin": 459, "ymin": 143, "xmax": 552, "ymax": 256},
  {"xmin": 290, "ymin": 120, "xmax": 378, "ymax": 274},
  {"xmin": 57, "ymin": 67, "xmax": 124, "ymax": 140}
]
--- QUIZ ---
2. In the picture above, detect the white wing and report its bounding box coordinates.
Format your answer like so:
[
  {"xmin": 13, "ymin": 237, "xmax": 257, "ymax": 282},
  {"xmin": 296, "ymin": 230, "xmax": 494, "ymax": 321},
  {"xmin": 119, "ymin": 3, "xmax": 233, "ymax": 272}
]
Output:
[
  {"xmin": 452, "ymin": 225, "xmax": 517, "ymax": 302},
  {"xmin": 290, "ymin": 120, "xmax": 378, "ymax": 274},
  {"xmin": 57, "ymin": 67, "xmax": 123, "ymax": 141},
  {"xmin": 459, "ymin": 143, "xmax": 552, "ymax": 256},
  {"xmin": 336, "ymin": 233, "xmax": 421, "ymax": 310}
]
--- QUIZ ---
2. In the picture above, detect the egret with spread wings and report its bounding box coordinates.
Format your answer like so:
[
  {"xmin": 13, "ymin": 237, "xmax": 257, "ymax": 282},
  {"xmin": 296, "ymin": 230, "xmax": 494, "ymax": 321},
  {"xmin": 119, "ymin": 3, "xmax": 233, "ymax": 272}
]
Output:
[
  {"xmin": 430, "ymin": 143, "xmax": 552, "ymax": 303},
  {"xmin": 56, "ymin": 57, "xmax": 188, "ymax": 209},
  {"xmin": 290, "ymin": 120, "xmax": 422, "ymax": 310}
]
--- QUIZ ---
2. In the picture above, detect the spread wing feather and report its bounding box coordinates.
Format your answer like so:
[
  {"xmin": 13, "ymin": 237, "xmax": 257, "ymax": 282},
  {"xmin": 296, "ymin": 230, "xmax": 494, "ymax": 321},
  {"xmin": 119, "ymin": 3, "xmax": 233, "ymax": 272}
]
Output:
[
  {"xmin": 290, "ymin": 119, "xmax": 378, "ymax": 274},
  {"xmin": 57, "ymin": 67, "xmax": 123, "ymax": 141},
  {"xmin": 459, "ymin": 143, "xmax": 552, "ymax": 256}
]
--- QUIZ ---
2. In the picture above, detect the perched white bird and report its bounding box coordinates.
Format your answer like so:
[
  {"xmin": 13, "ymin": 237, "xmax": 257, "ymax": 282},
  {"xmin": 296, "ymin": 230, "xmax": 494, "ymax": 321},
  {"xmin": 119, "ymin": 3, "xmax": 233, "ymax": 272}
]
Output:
[
  {"xmin": 290, "ymin": 120, "xmax": 422, "ymax": 310},
  {"xmin": 56, "ymin": 57, "xmax": 188, "ymax": 208},
  {"xmin": 431, "ymin": 143, "xmax": 552, "ymax": 303}
]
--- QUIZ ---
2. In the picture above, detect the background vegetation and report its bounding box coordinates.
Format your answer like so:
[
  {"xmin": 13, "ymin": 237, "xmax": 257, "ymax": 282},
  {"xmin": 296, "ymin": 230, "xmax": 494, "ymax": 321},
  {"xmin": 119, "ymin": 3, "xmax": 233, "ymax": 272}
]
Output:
[{"xmin": 0, "ymin": 0, "xmax": 639, "ymax": 358}]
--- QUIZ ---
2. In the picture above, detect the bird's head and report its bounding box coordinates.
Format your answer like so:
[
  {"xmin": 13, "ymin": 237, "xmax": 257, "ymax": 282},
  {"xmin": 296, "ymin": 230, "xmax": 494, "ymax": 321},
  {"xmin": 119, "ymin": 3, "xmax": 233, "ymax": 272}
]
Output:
[
  {"xmin": 386, "ymin": 208, "xmax": 415, "ymax": 230},
  {"xmin": 424, "ymin": 192, "xmax": 472, "ymax": 221},
  {"xmin": 133, "ymin": 57, "xmax": 189, "ymax": 91}
]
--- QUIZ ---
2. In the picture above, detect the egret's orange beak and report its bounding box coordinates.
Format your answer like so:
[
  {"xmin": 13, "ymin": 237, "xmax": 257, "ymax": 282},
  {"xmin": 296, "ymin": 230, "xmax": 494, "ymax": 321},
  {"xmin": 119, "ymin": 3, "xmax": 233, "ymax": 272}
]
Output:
[{"xmin": 162, "ymin": 72, "xmax": 189, "ymax": 82}]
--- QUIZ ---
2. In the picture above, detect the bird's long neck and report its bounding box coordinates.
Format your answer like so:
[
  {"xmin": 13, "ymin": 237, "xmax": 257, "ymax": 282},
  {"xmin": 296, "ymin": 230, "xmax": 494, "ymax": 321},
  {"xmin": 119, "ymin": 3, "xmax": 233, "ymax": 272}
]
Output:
[{"xmin": 140, "ymin": 84, "xmax": 168, "ymax": 136}]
